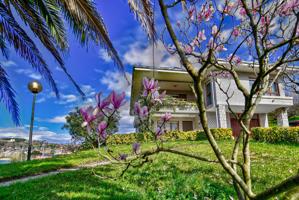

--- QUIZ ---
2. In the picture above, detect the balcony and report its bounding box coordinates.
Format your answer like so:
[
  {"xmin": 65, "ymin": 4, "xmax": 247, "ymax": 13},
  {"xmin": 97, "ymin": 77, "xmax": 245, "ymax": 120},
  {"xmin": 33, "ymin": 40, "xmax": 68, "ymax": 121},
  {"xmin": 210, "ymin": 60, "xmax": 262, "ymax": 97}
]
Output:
[
  {"xmin": 258, "ymin": 95, "xmax": 293, "ymax": 107},
  {"xmin": 227, "ymin": 95, "xmax": 294, "ymax": 114},
  {"xmin": 157, "ymin": 96, "xmax": 199, "ymax": 114}
]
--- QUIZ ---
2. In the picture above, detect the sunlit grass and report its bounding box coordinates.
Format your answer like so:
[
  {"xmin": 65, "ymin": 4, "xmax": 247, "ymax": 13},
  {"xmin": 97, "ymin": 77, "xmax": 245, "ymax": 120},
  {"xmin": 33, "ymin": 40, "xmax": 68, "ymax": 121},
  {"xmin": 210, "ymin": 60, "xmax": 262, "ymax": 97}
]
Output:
[{"xmin": 0, "ymin": 140, "xmax": 298, "ymax": 199}]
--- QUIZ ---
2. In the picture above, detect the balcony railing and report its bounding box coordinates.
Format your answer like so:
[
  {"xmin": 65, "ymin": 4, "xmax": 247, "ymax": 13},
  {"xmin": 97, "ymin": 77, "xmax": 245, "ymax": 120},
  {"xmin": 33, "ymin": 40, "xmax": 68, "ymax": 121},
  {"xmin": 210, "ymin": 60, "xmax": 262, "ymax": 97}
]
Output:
[{"xmin": 158, "ymin": 96, "xmax": 198, "ymax": 113}]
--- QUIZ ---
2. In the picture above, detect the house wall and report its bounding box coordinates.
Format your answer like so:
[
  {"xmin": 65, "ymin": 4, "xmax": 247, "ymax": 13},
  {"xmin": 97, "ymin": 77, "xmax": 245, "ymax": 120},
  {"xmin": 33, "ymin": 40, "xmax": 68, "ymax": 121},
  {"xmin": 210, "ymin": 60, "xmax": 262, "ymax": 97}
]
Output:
[{"xmin": 214, "ymin": 72, "xmax": 287, "ymax": 106}]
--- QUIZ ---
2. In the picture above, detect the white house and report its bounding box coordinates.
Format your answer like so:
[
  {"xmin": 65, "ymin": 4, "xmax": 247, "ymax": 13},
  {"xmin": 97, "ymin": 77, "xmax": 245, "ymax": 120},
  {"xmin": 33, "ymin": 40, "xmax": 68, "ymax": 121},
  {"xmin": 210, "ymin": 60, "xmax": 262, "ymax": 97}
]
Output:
[{"xmin": 130, "ymin": 64, "xmax": 294, "ymax": 136}]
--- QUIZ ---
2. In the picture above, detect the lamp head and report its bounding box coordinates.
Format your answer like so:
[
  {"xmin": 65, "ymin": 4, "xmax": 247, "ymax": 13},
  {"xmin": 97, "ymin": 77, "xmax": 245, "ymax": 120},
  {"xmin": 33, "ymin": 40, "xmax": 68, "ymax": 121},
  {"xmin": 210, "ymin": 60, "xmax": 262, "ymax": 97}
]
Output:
[{"xmin": 28, "ymin": 80, "xmax": 42, "ymax": 94}]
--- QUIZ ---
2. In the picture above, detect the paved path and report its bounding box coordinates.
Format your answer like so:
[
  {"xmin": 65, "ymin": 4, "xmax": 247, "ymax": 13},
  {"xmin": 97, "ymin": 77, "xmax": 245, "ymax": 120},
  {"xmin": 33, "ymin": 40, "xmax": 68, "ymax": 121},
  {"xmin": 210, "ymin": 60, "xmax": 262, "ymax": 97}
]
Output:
[{"xmin": 0, "ymin": 161, "xmax": 111, "ymax": 187}]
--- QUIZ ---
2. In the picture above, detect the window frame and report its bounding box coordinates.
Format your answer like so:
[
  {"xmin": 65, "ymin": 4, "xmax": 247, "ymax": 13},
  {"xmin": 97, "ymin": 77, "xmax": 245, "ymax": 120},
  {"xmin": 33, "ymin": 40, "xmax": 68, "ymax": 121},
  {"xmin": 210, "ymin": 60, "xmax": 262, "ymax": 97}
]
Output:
[
  {"xmin": 205, "ymin": 81, "xmax": 213, "ymax": 106},
  {"xmin": 249, "ymin": 79, "xmax": 280, "ymax": 96}
]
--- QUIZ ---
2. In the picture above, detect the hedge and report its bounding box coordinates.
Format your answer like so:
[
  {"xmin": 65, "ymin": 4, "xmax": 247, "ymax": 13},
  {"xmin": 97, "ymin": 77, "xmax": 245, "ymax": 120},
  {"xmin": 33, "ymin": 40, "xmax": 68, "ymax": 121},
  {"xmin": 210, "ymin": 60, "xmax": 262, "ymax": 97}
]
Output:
[
  {"xmin": 107, "ymin": 128, "xmax": 233, "ymax": 145},
  {"xmin": 252, "ymin": 127, "xmax": 299, "ymax": 144}
]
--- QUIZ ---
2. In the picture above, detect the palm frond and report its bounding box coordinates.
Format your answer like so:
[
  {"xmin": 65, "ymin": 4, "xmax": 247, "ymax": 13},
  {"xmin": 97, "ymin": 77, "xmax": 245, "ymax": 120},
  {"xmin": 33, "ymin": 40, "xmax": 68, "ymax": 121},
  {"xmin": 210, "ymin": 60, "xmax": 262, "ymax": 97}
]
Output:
[
  {"xmin": 8, "ymin": 0, "xmax": 84, "ymax": 96},
  {"xmin": 0, "ymin": 2, "xmax": 59, "ymax": 96},
  {"xmin": 58, "ymin": 0, "xmax": 124, "ymax": 71},
  {"xmin": 128, "ymin": 0, "xmax": 156, "ymax": 40},
  {"xmin": 33, "ymin": 0, "xmax": 68, "ymax": 50},
  {"xmin": 0, "ymin": 35, "xmax": 8, "ymax": 58},
  {"xmin": 0, "ymin": 65, "xmax": 20, "ymax": 125}
]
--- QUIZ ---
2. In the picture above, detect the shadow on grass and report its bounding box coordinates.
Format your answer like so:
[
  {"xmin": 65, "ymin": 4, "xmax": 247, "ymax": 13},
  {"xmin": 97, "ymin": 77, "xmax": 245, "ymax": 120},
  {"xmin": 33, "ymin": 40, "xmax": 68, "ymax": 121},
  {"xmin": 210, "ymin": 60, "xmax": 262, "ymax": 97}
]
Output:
[{"xmin": 0, "ymin": 169, "xmax": 142, "ymax": 200}]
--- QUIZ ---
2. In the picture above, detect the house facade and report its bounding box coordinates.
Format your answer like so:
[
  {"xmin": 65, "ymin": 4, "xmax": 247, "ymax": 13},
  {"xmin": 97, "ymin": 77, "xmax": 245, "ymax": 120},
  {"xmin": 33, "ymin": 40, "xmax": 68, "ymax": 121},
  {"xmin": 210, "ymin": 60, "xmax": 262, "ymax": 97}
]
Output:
[{"xmin": 130, "ymin": 65, "xmax": 294, "ymax": 135}]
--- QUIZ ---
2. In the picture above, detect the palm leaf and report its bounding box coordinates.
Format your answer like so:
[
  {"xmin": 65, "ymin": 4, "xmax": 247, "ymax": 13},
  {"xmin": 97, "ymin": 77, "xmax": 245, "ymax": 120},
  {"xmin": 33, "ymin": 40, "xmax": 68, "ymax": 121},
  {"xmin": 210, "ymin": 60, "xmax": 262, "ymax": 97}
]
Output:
[
  {"xmin": 9, "ymin": 0, "xmax": 84, "ymax": 96},
  {"xmin": 128, "ymin": 0, "xmax": 156, "ymax": 40},
  {"xmin": 33, "ymin": 0, "xmax": 68, "ymax": 50},
  {"xmin": 0, "ymin": 65, "xmax": 20, "ymax": 125},
  {"xmin": 0, "ymin": 2, "xmax": 59, "ymax": 96},
  {"xmin": 0, "ymin": 35, "xmax": 8, "ymax": 59},
  {"xmin": 58, "ymin": 0, "xmax": 124, "ymax": 71}
]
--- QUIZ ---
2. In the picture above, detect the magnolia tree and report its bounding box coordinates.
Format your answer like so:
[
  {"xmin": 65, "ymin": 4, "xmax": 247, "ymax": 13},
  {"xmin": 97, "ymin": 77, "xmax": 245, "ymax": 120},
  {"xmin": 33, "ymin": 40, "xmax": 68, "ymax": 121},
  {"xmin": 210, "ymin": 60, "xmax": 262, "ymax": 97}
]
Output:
[{"xmin": 80, "ymin": 0, "xmax": 299, "ymax": 199}]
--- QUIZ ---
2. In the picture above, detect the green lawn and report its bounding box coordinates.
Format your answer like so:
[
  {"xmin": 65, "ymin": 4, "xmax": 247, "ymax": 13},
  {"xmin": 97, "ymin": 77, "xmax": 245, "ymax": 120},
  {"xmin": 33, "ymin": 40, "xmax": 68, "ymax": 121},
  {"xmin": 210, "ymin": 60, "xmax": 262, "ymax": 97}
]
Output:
[
  {"xmin": 0, "ymin": 148, "xmax": 100, "ymax": 182},
  {"xmin": 0, "ymin": 140, "xmax": 298, "ymax": 199}
]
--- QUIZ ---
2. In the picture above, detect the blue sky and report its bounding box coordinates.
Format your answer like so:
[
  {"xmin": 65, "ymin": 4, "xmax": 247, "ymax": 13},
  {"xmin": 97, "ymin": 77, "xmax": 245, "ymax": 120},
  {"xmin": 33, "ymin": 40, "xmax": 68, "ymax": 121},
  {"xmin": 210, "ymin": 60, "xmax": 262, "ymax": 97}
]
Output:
[{"xmin": 0, "ymin": 0, "xmax": 165, "ymax": 143}]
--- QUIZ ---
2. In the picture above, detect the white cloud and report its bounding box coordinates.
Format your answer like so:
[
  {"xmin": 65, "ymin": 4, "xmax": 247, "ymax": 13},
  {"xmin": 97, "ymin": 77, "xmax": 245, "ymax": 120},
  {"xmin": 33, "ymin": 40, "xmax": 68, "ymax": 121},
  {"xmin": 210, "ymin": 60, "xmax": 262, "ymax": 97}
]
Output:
[
  {"xmin": 15, "ymin": 68, "xmax": 42, "ymax": 80},
  {"xmin": 1, "ymin": 60, "xmax": 17, "ymax": 67},
  {"xmin": 55, "ymin": 66, "xmax": 63, "ymax": 72},
  {"xmin": 37, "ymin": 115, "xmax": 67, "ymax": 124},
  {"xmin": 101, "ymin": 71, "xmax": 132, "ymax": 97},
  {"xmin": 123, "ymin": 40, "xmax": 181, "ymax": 68},
  {"xmin": 98, "ymin": 49, "xmax": 112, "ymax": 63},
  {"xmin": 28, "ymin": 73, "xmax": 42, "ymax": 80},
  {"xmin": 36, "ymin": 91, "xmax": 56, "ymax": 104},
  {"xmin": 118, "ymin": 101, "xmax": 135, "ymax": 133},
  {"xmin": 0, "ymin": 127, "xmax": 71, "ymax": 144},
  {"xmin": 81, "ymin": 84, "xmax": 96, "ymax": 96},
  {"xmin": 55, "ymin": 94, "xmax": 78, "ymax": 104},
  {"xmin": 47, "ymin": 115, "xmax": 67, "ymax": 123}
]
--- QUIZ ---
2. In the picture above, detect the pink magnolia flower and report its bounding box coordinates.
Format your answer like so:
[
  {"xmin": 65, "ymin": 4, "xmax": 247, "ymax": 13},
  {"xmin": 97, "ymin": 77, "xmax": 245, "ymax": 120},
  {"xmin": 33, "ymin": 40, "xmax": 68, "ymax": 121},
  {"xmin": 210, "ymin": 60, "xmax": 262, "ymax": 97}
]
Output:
[
  {"xmin": 239, "ymin": 7, "xmax": 246, "ymax": 17},
  {"xmin": 132, "ymin": 142, "xmax": 140, "ymax": 154},
  {"xmin": 188, "ymin": 7, "xmax": 195, "ymax": 21},
  {"xmin": 203, "ymin": 4, "xmax": 214, "ymax": 21},
  {"xmin": 80, "ymin": 106, "xmax": 96, "ymax": 127},
  {"xmin": 98, "ymin": 121, "xmax": 108, "ymax": 140},
  {"xmin": 95, "ymin": 92, "xmax": 111, "ymax": 111},
  {"xmin": 212, "ymin": 25, "xmax": 218, "ymax": 36},
  {"xmin": 143, "ymin": 77, "xmax": 159, "ymax": 96},
  {"xmin": 184, "ymin": 44, "xmax": 193, "ymax": 54},
  {"xmin": 216, "ymin": 44, "xmax": 227, "ymax": 52},
  {"xmin": 227, "ymin": 54, "xmax": 242, "ymax": 65},
  {"xmin": 119, "ymin": 153, "xmax": 128, "ymax": 161},
  {"xmin": 161, "ymin": 112, "xmax": 172, "ymax": 122},
  {"xmin": 110, "ymin": 91, "xmax": 125, "ymax": 109},
  {"xmin": 223, "ymin": 2, "xmax": 235, "ymax": 14},
  {"xmin": 156, "ymin": 127, "xmax": 164, "ymax": 138},
  {"xmin": 232, "ymin": 27, "xmax": 240, "ymax": 38},
  {"xmin": 261, "ymin": 16, "xmax": 270, "ymax": 26},
  {"xmin": 134, "ymin": 102, "xmax": 148, "ymax": 119},
  {"xmin": 279, "ymin": 0, "xmax": 299, "ymax": 16},
  {"xmin": 198, "ymin": 30, "xmax": 207, "ymax": 41}
]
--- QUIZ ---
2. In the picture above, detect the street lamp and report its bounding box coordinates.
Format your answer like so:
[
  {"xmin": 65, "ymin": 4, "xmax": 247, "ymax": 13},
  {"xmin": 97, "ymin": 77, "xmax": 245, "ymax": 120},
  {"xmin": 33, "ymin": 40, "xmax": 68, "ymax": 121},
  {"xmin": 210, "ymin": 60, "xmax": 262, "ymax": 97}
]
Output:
[{"xmin": 27, "ymin": 80, "xmax": 42, "ymax": 161}]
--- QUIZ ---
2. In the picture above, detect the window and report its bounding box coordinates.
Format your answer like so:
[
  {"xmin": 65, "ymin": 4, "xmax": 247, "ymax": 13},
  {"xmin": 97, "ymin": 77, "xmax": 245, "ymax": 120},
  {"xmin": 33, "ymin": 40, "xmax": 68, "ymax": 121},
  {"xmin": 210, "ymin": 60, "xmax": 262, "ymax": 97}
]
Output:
[
  {"xmin": 249, "ymin": 79, "xmax": 279, "ymax": 96},
  {"xmin": 158, "ymin": 121, "xmax": 179, "ymax": 131},
  {"xmin": 266, "ymin": 82, "xmax": 279, "ymax": 96},
  {"xmin": 206, "ymin": 82, "xmax": 213, "ymax": 106},
  {"xmin": 169, "ymin": 122, "xmax": 179, "ymax": 131},
  {"xmin": 182, "ymin": 121, "xmax": 193, "ymax": 131}
]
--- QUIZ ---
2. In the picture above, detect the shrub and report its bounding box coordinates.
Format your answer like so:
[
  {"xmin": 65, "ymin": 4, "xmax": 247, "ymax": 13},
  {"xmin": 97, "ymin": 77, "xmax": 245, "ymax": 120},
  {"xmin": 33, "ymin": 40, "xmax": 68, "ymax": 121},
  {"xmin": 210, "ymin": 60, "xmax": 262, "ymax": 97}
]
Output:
[
  {"xmin": 107, "ymin": 128, "xmax": 233, "ymax": 145},
  {"xmin": 252, "ymin": 127, "xmax": 299, "ymax": 144}
]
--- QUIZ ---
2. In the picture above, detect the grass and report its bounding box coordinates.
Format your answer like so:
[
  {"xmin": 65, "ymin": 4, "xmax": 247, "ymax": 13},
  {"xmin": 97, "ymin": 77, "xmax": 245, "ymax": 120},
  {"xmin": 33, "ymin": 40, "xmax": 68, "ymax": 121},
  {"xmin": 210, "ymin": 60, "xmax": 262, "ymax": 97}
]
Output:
[
  {"xmin": 0, "ymin": 140, "xmax": 299, "ymax": 199},
  {"xmin": 0, "ymin": 148, "xmax": 100, "ymax": 182}
]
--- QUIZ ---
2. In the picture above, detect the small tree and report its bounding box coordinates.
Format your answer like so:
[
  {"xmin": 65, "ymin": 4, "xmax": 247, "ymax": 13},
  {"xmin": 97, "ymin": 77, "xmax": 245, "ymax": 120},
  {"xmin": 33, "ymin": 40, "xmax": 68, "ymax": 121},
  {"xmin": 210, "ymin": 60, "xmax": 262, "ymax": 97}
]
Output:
[{"xmin": 63, "ymin": 105, "xmax": 120, "ymax": 148}]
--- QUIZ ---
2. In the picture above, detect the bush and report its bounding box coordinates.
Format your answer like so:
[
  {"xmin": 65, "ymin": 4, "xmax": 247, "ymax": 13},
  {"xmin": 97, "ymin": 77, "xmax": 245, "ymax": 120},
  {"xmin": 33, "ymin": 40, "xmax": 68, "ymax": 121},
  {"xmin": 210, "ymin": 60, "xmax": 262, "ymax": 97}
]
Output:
[
  {"xmin": 252, "ymin": 127, "xmax": 299, "ymax": 144},
  {"xmin": 107, "ymin": 128, "xmax": 233, "ymax": 145}
]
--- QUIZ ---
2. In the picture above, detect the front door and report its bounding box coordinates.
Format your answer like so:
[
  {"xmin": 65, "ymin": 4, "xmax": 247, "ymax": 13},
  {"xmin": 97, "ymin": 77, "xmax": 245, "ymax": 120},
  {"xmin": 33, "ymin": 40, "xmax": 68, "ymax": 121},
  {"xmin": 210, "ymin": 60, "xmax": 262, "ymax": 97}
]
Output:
[
  {"xmin": 183, "ymin": 121, "xmax": 193, "ymax": 131},
  {"xmin": 230, "ymin": 114, "xmax": 260, "ymax": 137}
]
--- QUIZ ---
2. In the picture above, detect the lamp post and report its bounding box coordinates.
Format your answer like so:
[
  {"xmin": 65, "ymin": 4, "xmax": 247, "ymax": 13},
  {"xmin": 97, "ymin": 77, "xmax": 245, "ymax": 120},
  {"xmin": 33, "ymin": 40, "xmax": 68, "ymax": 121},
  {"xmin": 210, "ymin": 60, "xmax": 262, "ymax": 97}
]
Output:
[{"xmin": 27, "ymin": 80, "xmax": 42, "ymax": 161}]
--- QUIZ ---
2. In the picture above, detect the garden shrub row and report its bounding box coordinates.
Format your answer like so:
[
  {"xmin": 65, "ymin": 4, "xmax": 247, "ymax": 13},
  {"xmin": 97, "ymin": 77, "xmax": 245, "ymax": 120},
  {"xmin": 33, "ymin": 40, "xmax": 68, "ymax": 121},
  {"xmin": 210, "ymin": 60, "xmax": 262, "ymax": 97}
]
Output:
[
  {"xmin": 107, "ymin": 128, "xmax": 233, "ymax": 145},
  {"xmin": 252, "ymin": 127, "xmax": 299, "ymax": 144}
]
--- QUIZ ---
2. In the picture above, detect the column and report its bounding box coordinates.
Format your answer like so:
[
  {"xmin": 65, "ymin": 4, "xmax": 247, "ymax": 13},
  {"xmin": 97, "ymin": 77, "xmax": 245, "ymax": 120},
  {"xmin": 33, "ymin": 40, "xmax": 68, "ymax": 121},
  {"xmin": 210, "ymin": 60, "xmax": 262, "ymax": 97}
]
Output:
[
  {"xmin": 277, "ymin": 108, "xmax": 289, "ymax": 127},
  {"xmin": 217, "ymin": 104, "xmax": 227, "ymax": 128},
  {"xmin": 179, "ymin": 120, "xmax": 183, "ymax": 131},
  {"xmin": 194, "ymin": 116, "xmax": 199, "ymax": 130},
  {"xmin": 259, "ymin": 113, "xmax": 269, "ymax": 128}
]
